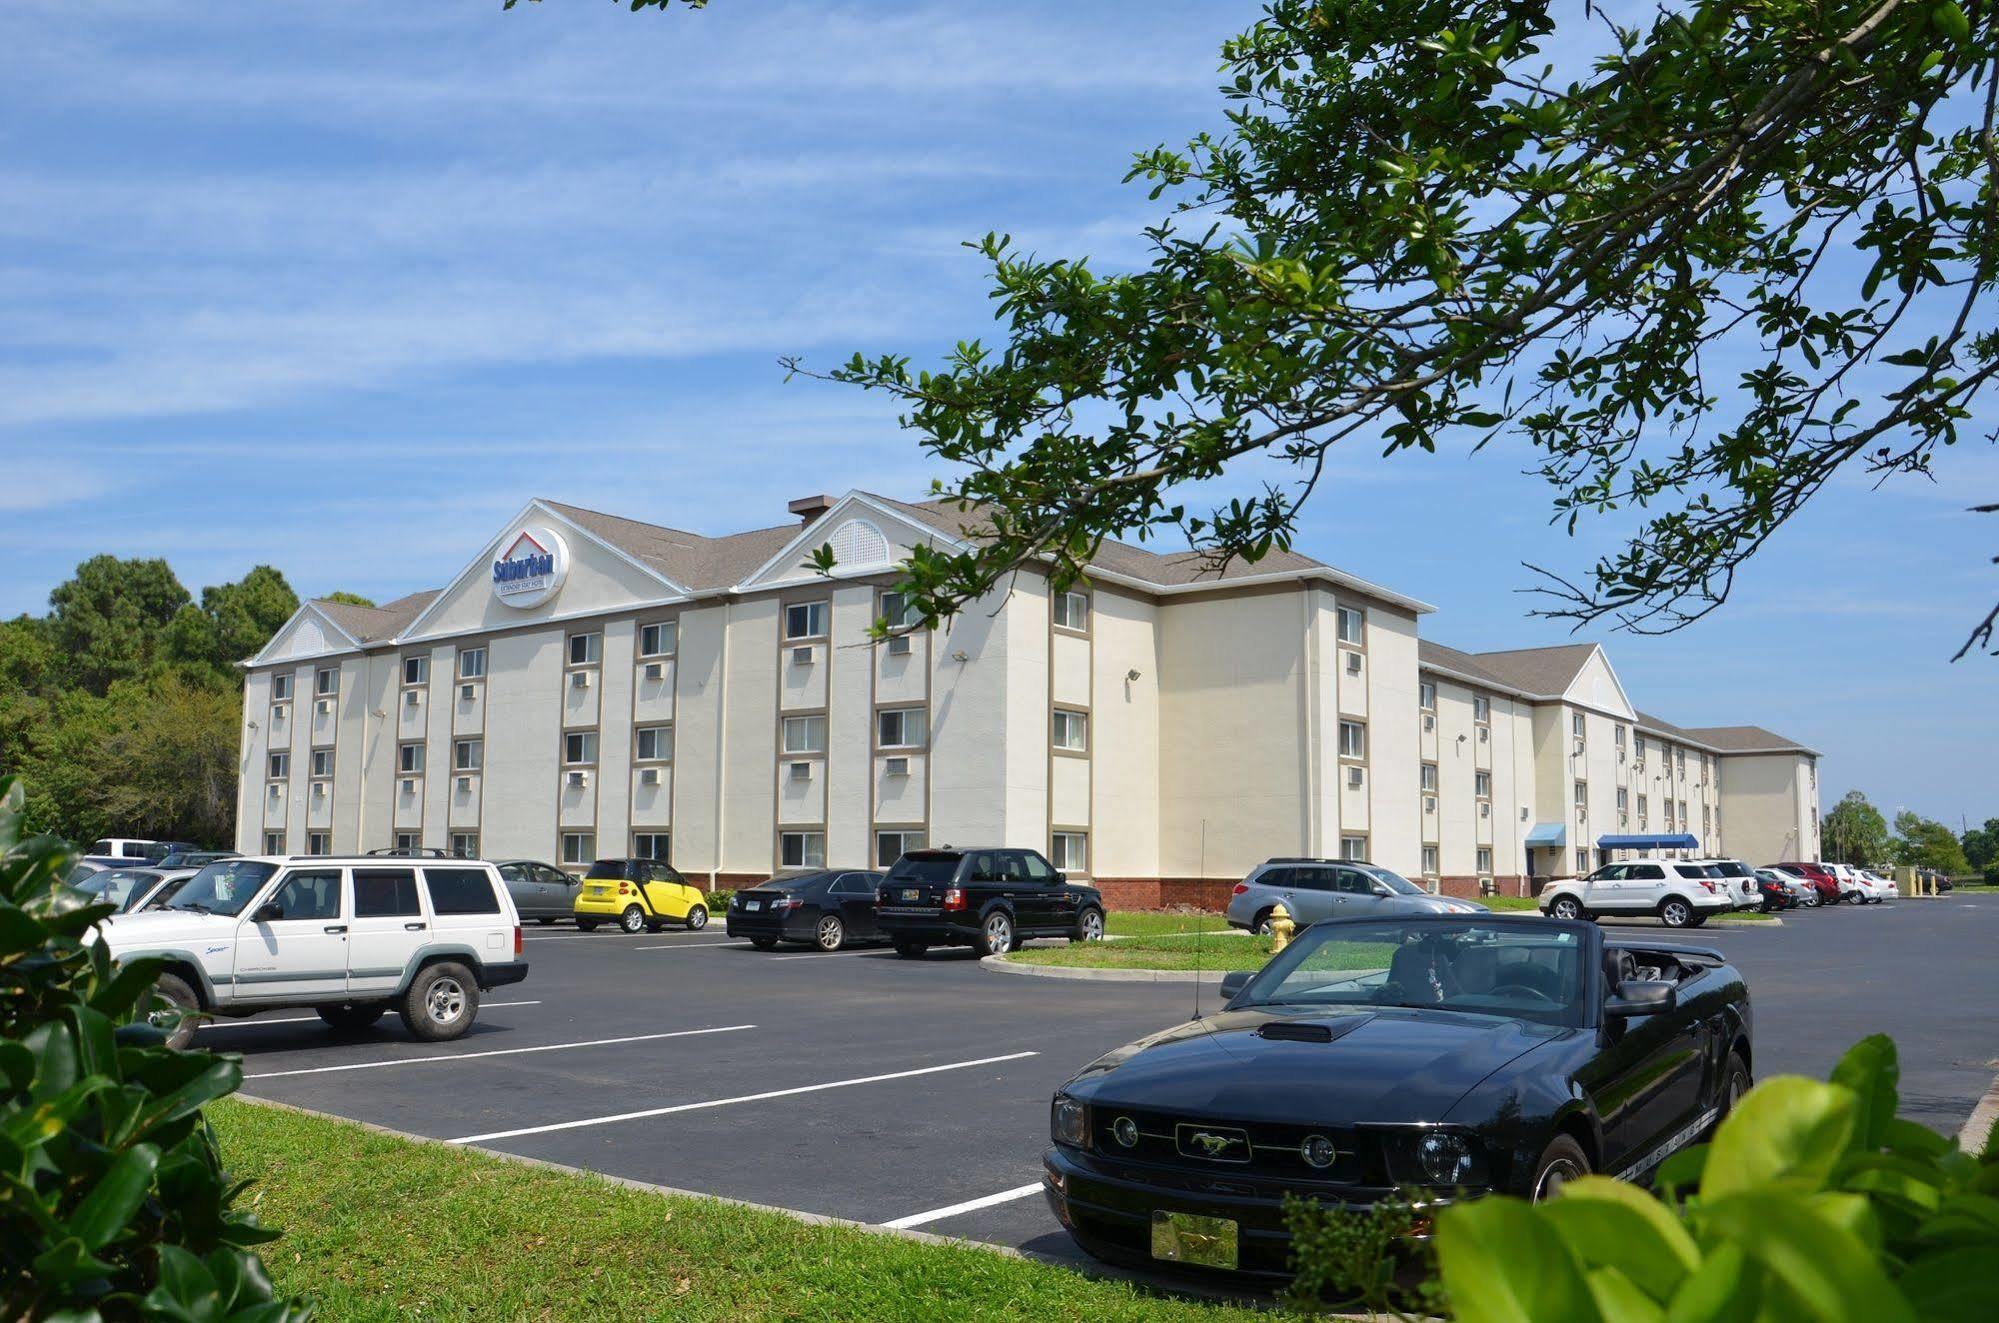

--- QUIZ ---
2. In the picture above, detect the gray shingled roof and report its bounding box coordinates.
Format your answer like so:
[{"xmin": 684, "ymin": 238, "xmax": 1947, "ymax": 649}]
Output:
[
  {"xmin": 1680, "ymin": 724, "xmax": 1819, "ymax": 756},
  {"xmin": 311, "ymin": 591, "xmax": 439, "ymax": 644},
  {"xmin": 541, "ymin": 501, "xmax": 800, "ymax": 591},
  {"xmin": 1416, "ymin": 640, "xmax": 1515, "ymax": 689},
  {"xmin": 1455, "ymin": 643, "xmax": 1599, "ymax": 697}
]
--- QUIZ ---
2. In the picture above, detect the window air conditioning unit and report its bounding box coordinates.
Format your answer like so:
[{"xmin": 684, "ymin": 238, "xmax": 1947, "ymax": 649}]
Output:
[
  {"xmin": 312, "ymin": 782, "xmax": 327, "ymax": 798},
  {"xmin": 1347, "ymin": 767, "xmax": 1363, "ymax": 789},
  {"xmin": 566, "ymin": 770, "xmax": 589, "ymax": 788},
  {"xmin": 887, "ymin": 635, "xmax": 912, "ymax": 657},
  {"xmin": 788, "ymin": 761, "xmax": 812, "ymax": 782},
  {"xmin": 571, "ymin": 671, "xmax": 591, "ymax": 689},
  {"xmin": 315, "ymin": 698, "xmax": 332, "ymax": 714},
  {"xmin": 1480, "ymin": 802, "xmax": 1491, "ymax": 819},
  {"xmin": 460, "ymin": 683, "xmax": 476, "ymax": 701},
  {"xmin": 1424, "ymin": 796, "xmax": 1437, "ymax": 814},
  {"xmin": 639, "ymin": 767, "xmax": 660, "ymax": 786},
  {"xmin": 1344, "ymin": 652, "xmax": 1362, "ymax": 675},
  {"xmin": 400, "ymin": 777, "xmax": 417, "ymax": 794},
  {"xmin": 791, "ymin": 645, "xmax": 815, "ymax": 666},
  {"xmin": 456, "ymin": 775, "xmax": 473, "ymax": 792},
  {"xmin": 1617, "ymin": 748, "xmax": 1626, "ymax": 763},
  {"xmin": 1478, "ymin": 727, "xmax": 1489, "ymax": 743},
  {"xmin": 1423, "ymin": 713, "xmax": 1435, "ymax": 731},
  {"xmin": 1573, "ymin": 740, "xmax": 1585, "ymax": 756},
  {"xmin": 268, "ymin": 783, "xmax": 282, "ymax": 798},
  {"xmin": 884, "ymin": 756, "xmax": 910, "ymax": 777},
  {"xmin": 643, "ymin": 661, "xmax": 665, "ymax": 681}
]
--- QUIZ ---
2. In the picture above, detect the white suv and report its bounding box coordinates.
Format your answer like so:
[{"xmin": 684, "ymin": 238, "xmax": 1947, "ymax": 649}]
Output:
[
  {"xmin": 1536, "ymin": 858, "xmax": 1736, "ymax": 929},
  {"xmin": 97, "ymin": 856, "xmax": 528, "ymax": 1048}
]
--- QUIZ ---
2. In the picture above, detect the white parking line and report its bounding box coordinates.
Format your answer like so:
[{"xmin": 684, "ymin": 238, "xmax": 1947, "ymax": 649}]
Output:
[
  {"xmin": 635, "ymin": 941, "xmax": 752, "ymax": 952},
  {"xmin": 448, "ymin": 1050, "xmax": 1039, "ymax": 1145},
  {"xmin": 202, "ymin": 1000, "xmax": 542, "ymax": 1030},
  {"xmin": 882, "ymin": 1182, "xmax": 1045, "ymax": 1230},
  {"xmin": 770, "ymin": 949, "xmax": 887, "ymax": 961},
  {"xmin": 244, "ymin": 1024, "xmax": 754, "ymax": 1080}
]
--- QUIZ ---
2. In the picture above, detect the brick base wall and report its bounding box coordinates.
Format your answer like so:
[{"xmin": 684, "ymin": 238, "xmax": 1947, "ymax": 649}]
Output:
[{"xmin": 1092, "ymin": 877, "xmax": 1239, "ymax": 913}]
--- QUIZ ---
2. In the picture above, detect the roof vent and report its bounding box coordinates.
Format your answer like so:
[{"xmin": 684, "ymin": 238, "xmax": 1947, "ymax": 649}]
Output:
[{"xmin": 788, "ymin": 494, "xmax": 836, "ymax": 524}]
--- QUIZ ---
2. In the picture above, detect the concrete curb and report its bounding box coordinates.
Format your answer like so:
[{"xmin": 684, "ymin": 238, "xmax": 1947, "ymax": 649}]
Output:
[
  {"xmin": 982, "ymin": 953, "xmax": 1239, "ymax": 984},
  {"xmin": 1957, "ymin": 1064, "xmax": 1999, "ymax": 1156}
]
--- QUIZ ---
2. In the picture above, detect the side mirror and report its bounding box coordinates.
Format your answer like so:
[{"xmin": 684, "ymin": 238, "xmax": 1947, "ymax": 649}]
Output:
[
  {"xmin": 1219, "ymin": 970, "xmax": 1253, "ymax": 1002},
  {"xmin": 253, "ymin": 902, "xmax": 284, "ymax": 923},
  {"xmin": 1371, "ymin": 882, "xmax": 1393, "ymax": 897},
  {"xmin": 1604, "ymin": 980, "xmax": 1676, "ymax": 1019},
  {"xmin": 1054, "ymin": 871, "xmax": 1068, "ymax": 885}
]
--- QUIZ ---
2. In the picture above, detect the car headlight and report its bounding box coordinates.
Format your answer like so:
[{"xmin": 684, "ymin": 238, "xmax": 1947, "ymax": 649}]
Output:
[
  {"xmin": 1051, "ymin": 1095, "xmax": 1089, "ymax": 1148},
  {"xmin": 1417, "ymin": 1130, "xmax": 1482, "ymax": 1186}
]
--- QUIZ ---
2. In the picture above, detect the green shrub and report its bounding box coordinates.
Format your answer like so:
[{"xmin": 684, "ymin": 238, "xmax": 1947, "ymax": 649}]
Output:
[{"xmin": 0, "ymin": 774, "xmax": 308, "ymax": 1320}]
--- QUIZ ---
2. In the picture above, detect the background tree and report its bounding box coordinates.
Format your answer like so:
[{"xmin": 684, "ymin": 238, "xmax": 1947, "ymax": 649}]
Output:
[
  {"xmin": 804, "ymin": 0, "xmax": 1999, "ymax": 658},
  {"xmin": 1820, "ymin": 790, "xmax": 1892, "ymax": 868},
  {"xmin": 47, "ymin": 555, "xmax": 189, "ymax": 694},
  {"xmin": 164, "ymin": 565, "xmax": 300, "ymax": 681},
  {"xmin": 1893, "ymin": 810, "xmax": 1972, "ymax": 875},
  {"xmin": 317, "ymin": 590, "xmax": 375, "ymax": 608},
  {"xmin": 1960, "ymin": 816, "xmax": 1998, "ymax": 874}
]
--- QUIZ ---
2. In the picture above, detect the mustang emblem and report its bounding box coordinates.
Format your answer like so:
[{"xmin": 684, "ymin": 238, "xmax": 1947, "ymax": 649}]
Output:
[
  {"xmin": 1191, "ymin": 1132, "xmax": 1235, "ymax": 1155},
  {"xmin": 1176, "ymin": 1123, "xmax": 1251, "ymax": 1161}
]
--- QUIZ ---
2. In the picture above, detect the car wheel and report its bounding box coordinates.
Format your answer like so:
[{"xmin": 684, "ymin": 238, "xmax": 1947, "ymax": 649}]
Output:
[
  {"xmin": 620, "ymin": 904, "xmax": 647, "ymax": 934},
  {"xmin": 1252, "ymin": 908, "xmax": 1276, "ymax": 936},
  {"xmin": 1548, "ymin": 895, "xmax": 1585, "ymax": 922},
  {"xmin": 1659, "ymin": 898, "xmax": 1693, "ymax": 928},
  {"xmin": 892, "ymin": 938, "xmax": 928, "ymax": 959},
  {"xmin": 536, "ymin": 917, "xmax": 558, "ymax": 925},
  {"xmin": 1847, "ymin": 891, "xmax": 1866, "ymax": 906},
  {"xmin": 1530, "ymin": 1135, "xmax": 1591, "ymax": 1202},
  {"xmin": 149, "ymin": 972, "xmax": 201, "ymax": 1050},
  {"xmin": 1686, "ymin": 914, "xmax": 1708, "ymax": 928},
  {"xmin": 686, "ymin": 905, "xmax": 709, "ymax": 931},
  {"xmin": 577, "ymin": 920, "xmax": 599, "ymax": 931},
  {"xmin": 751, "ymin": 936, "xmax": 780, "ymax": 951},
  {"xmin": 979, "ymin": 911, "xmax": 1016, "ymax": 957},
  {"xmin": 815, "ymin": 914, "xmax": 846, "ymax": 951},
  {"xmin": 400, "ymin": 962, "xmax": 480, "ymax": 1042},
  {"xmin": 318, "ymin": 1003, "xmax": 388, "ymax": 1034},
  {"xmin": 1715, "ymin": 1052, "xmax": 1752, "ymax": 1128},
  {"xmin": 1073, "ymin": 907, "xmax": 1105, "ymax": 943}
]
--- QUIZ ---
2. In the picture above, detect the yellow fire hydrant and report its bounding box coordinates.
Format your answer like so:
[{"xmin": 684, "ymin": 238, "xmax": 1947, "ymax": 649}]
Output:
[{"xmin": 1268, "ymin": 902, "xmax": 1296, "ymax": 953}]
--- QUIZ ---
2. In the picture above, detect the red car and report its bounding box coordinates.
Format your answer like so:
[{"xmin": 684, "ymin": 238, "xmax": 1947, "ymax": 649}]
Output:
[{"xmin": 1771, "ymin": 862, "xmax": 1841, "ymax": 906}]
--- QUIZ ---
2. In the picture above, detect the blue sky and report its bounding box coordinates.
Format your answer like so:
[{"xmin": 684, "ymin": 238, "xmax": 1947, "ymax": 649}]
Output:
[{"xmin": 2, "ymin": 1, "xmax": 1992, "ymax": 828}]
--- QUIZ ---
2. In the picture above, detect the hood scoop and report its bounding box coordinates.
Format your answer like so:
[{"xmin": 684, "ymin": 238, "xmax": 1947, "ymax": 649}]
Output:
[{"xmin": 1254, "ymin": 1015, "xmax": 1373, "ymax": 1044}]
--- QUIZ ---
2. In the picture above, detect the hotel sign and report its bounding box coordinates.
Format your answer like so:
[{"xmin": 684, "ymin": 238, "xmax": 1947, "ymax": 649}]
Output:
[{"xmin": 491, "ymin": 526, "xmax": 569, "ymax": 608}]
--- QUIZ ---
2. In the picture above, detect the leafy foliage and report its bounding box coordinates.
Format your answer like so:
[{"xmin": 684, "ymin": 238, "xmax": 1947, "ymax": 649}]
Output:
[
  {"xmin": 0, "ymin": 775, "xmax": 307, "ymax": 1320},
  {"xmin": 1961, "ymin": 817, "xmax": 1999, "ymax": 873},
  {"xmin": 1822, "ymin": 789, "xmax": 1892, "ymax": 868},
  {"xmin": 1892, "ymin": 810, "xmax": 1972, "ymax": 874},
  {"xmin": 803, "ymin": 0, "xmax": 1998, "ymax": 652}
]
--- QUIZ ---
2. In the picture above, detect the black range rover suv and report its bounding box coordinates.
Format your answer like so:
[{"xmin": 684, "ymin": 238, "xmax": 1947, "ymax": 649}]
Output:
[{"xmin": 875, "ymin": 848, "xmax": 1106, "ymax": 957}]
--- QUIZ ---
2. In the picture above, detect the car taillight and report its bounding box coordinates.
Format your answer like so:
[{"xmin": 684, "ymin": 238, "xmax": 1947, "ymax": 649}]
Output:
[
  {"xmin": 774, "ymin": 896, "xmax": 803, "ymax": 913},
  {"xmin": 618, "ymin": 881, "xmax": 632, "ymax": 894},
  {"xmin": 514, "ymin": 925, "xmax": 523, "ymax": 956},
  {"xmin": 942, "ymin": 887, "xmax": 967, "ymax": 912},
  {"xmin": 1231, "ymin": 882, "xmax": 1249, "ymax": 896},
  {"xmin": 1700, "ymin": 880, "xmax": 1716, "ymax": 893}
]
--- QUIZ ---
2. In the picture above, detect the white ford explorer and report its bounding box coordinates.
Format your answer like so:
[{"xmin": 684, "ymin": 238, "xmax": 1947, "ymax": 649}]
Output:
[
  {"xmin": 95, "ymin": 855, "xmax": 528, "ymax": 1048},
  {"xmin": 1536, "ymin": 858, "xmax": 1736, "ymax": 929}
]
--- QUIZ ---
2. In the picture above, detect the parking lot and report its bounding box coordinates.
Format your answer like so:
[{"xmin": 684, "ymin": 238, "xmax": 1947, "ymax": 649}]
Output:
[{"xmin": 221, "ymin": 895, "xmax": 1999, "ymax": 1274}]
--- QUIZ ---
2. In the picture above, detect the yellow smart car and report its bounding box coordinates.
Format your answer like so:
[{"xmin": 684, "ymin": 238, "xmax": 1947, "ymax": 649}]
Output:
[{"xmin": 572, "ymin": 858, "xmax": 710, "ymax": 933}]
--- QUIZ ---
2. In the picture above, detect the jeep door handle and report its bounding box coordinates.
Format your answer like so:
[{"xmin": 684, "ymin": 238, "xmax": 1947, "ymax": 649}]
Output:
[
  {"xmin": 323, "ymin": 925, "xmax": 348, "ymax": 934},
  {"xmin": 404, "ymin": 922, "xmax": 427, "ymax": 931}
]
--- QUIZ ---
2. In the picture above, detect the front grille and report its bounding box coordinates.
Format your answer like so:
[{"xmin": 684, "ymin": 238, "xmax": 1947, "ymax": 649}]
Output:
[{"xmin": 1093, "ymin": 1105, "xmax": 1374, "ymax": 1183}]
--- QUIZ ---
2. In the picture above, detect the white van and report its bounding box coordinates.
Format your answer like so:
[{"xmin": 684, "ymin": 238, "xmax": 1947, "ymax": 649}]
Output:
[{"xmin": 97, "ymin": 855, "xmax": 528, "ymax": 1048}]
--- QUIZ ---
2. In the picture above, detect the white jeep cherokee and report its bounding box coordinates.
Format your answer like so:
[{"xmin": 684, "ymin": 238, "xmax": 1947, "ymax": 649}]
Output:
[
  {"xmin": 1536, "ymin": 858, "xmax": 1736, "ymax": 929},
  {"xmin": 95, "ymin": 855, "xmax": 528, "ymax": 1048}
]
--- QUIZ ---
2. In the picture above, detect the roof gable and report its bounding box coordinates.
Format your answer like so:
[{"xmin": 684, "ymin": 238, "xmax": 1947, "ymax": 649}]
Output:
[
  {"xmin": 247, "ymin": 602, "xmax": 361, "ymax": 666},
  {"xmin": 735, "ymin": 492, "xmax": 969, "ymax": 590}
]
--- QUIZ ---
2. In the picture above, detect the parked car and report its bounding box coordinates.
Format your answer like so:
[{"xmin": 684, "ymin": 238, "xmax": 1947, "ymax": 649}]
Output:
[
  {"xmin": 1226, "ymin": 859, "xmax": 1487, "ymax": 934},
  {"xmin": 727, "ymin": 869, "xmax": 888, "ymax": 950},
  {"xmin": 1043, "ymin": 914, "xmax": 1751, "ymax": 1279},
  {"xmin": 1691, "ymin": 859, "xmax": 1760, "ymax": 910},
  {"xmin": 572, "ymin": 858, "xmax": 710, "ymax": 933},
  {"xmin": 155, "ymin": 849, "xmax": 239, "ymax": 869},
  {"xmin": 66, "ymin": 859, "xmax": 109, "ymax": 886},
  {"xmin": 1770, "ymin": 862, "xmax": 1841, "ymax": 906},
  {"xmin": 496, "ymin": 859, "xmax": 583, "ymax": 922},
  {"xmin": 95, "ymin": 855, "xmax": 528, "ymax": 1048},
  {"xmin": 1535, "ymin": 859, "xmax": 1734, "ymax": 928},
  {"xmin": 1851, "ymin": 869, "xmax": 1897, "ymax": 904},
  {"xmin": 1752, "ymin": 867, "xmax": 1811, "ymax": 910},
  {"xmin": 88, "ymin": 838, "xmax": 199, "ymax": 864},
  {"xmin": 875, "ymin": 847, "xmax": 1105, "ymax": 957},
  {"xmin": 367, "ymin": 846, "xmax": 451, "ymax": 858},
  {"xmin": 73, "ymin": 866, "xmax": 195, "ymax": 914}
]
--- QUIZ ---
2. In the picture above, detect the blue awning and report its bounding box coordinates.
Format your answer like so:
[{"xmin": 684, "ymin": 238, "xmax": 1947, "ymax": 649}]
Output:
[
  {"xmin": 1524, "ymin": 822, "xmax": 1567, "ymax": 847},
  {"xmin": 1596, "ymin": 833, "xmax": 1700, "ymax": 851}
]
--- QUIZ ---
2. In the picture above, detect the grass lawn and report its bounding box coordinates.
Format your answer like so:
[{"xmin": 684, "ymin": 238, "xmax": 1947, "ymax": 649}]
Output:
[
  {"xmin": 211, "ymin": 1100, "xmax": 1266, "ymax": 1323},
  {"xmin": 1008, "ymin": 932, "xmax": 1275, "ymax": 971},
  {"xmin": 1106, "ymin": 909, "xmax": 1236, "ymax": 937}
]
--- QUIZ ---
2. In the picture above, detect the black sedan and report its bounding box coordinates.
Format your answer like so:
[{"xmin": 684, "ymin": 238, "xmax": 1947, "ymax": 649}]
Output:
[
  {"xmin": 726, "ymin": 869, "xmax": 887, "ymax": 951},
  {"xmin": 1043, "ymin": 915, "xmax": 1751, "ymax": 1280}
]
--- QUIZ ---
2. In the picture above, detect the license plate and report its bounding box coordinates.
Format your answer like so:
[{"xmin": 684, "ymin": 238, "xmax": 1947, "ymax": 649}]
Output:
[
  {"xmin": 1151, "ymin": 1211, "xmax": 1237, "ymax": 1270},
  {"xmin": 901, "ymin": 888, "xmax": 919, "ymax": 901},
  {"xmin": 746, "ymin": 900, "xmax": 762, "ymax": 911}
]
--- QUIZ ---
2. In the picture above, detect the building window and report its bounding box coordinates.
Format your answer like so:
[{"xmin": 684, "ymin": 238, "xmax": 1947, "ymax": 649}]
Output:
[
  {"xmin": 458, "ymin": 647, "xmax": 486, "ymax": 679},
  {"xmin": 268, "ymin": 751, "xmax": 290, "ymax": 780},
  {"xmin": 1575, "ymin": 847, "xmax": 1589, "ymax": 874},
  {"xmin": 1051, "ymin": 831, "xmax": 1089, "ymax": 872},
  {"xmin": 877, "ymin": 708, "xmax": 927, "ymax": 750},
  {"xmin": 454, "ymin": 738, "xmax": 482, "ymax": 772},
  {"xmin": 1474, "ymin": 769, "xmax": 1491, "ymax": 799},
  {"xmin": 1638, "ymin": 794, "xmax": 1649, "ymax": 825},
  {"xmin": 1476, "ymin": 846, "xmax": 1493, "ymax": 874},
  {"xmin": 568, "ymin": 632, "xmax": 601, "ymax": 666},
  {"xmin": 398, "ymin": 743, "xmax": 424, "ymax": 775},
  {"xmin": 639, "ymin": 621, "xmax": 677, "ymax": 658},
  {"xmin": 1676, "ymin": 749, "xmax": 1687, "ymax": 778},
  {"xmin": 564, "ymin": 731, "xmax": 599, "ymax": 765},
  {"xmin": 1338, "ymin": 720, "xmax": 1366, "ymax": 759},
  {"xmin": 450, "ymin": 832, "xmax": 479, "ymax": 859},
  {"xmin": 315, "ymin": 667, "xmax": 337, "ymax": 697},
  {"xmin": 395, "ymin": 832, "xmax": 421, "ymax": 852},
  {"xmin": 780, "ymin": 831, "xmax": 826, "ymax": 869},
  {"xmin": 310, "ymin": 749, "xmax": 334, "ymax": 779},
  {"xmin": 1572, "ymin": 712, "xmax": 1586, "ymax": 740},
  {"xmin": 1678, "ymin": 798, "xmax": 1688, "ymax": 824},
  {"xmin": 1419, "ymin": 680, "xmax": 1436, "ymax": 711},
  {"xmin": 876, "ymin": 830, "xmax": 924, "ymax": 867},
  {"xmin": 1340, "ymin": 834, "xmax": 1368, "ymax": 862},
  {"xmin": 1421, "ymin": 845, "xmax": 1439, "ymax": 876},
  {"xmin": 878, "ymin": 591, "xmax": 920, "ymax": 630},
  {"xmin": 561, "ymin": 832, "xmax": 595, "ymax": 865},
  {"xmin": 306, "ymin": 832, "xmax": 330, "ymax": 856},
  {"xmin": 1616, "ymin": 786, "xmax": 1629, "ymax": 812},
  {"xmin": 1420, "ymin": 762, "xmax": 1438, "ymax": 792},
  {"xmin": 263, "ymin": 831, "xmax": 285, "ymax": 854},
  {"xmin": 271, "ymin": 673, "xmax": 294, "ymax": 701},
  {"xmin": 1472, "ymin": 693, "xmax": 1490, "ymax": 723},
  {"xmin": 782, "ymin": 715, "xmax": 827, "ymax": 755},
  {"xmin": 636, "ymin": 726, "xmax": 673, "ymax": 762},
  {"xmin": 403, "ymin": 655, "xmax": 428, "ymax": 687},
  {"xmin": 1334, "ymin": 605, "xmax": 1364, "ymax": 646},
  {"xmin": 1635, "ymin": 734, "xmax": 1648, "ymax": 761},
  {"xmin": 1574, "ymin": 780, "xmax": 1588, "ymax": 810},
  {"xmin": 1053, "ymin": 590, "xmax": 1090, "ymax": 632},
  {"xmin": 1052, "ymin": 708, "xmax": 1089, "ymax": 753},
  {"xmin": 633, "ymin": 832, "xmax": 671, "ymax": 861},
  {"xmin": 1615, "ymin": 725, "xmax": 1626, "ymax": 749},
  {"xmin": 784, "ymin": 601, "xmax": 829, "ymax": 641}
]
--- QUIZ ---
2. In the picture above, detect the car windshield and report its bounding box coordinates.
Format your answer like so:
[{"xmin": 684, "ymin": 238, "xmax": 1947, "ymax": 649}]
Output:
[
  {"xmin": 886, "ymin": 855, "xmax": 961, "ymax": 883},
  {"xmin": 1236, "ymin": 918, "xmax": 1589, "ymax": 1028},
  {"xmin": 86, "ymin": 868, "xmax": 160, "ymax": 909},
  {"xmin": 1354, "ymin": 865, "xmax": 1425, "ymax": 896},
  {"xmin": 165, "ymin": 860, "xmax": 279, "ymax": 916},
  {"xmin": 583, "ymin": 861, "xmax": 633, "ymax": 880}
]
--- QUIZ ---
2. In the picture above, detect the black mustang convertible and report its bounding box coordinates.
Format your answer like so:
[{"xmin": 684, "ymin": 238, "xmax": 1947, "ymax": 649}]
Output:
[{"xmin": 1043, "ymin": 915, "xmax": 1751, "ymax": 1279}]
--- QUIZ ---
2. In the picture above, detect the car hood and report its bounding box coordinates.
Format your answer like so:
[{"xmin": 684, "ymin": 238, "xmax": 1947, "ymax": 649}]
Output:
[
  {"xmin": 96, "ymin": 909, "xmax": 237, "ymax": 951},
  {"xmin": 1064, "ymin": 1006, "xmax": 1566, "ymax": 1124},
  {"xmin": 1400, "ymin": 896, "xmax": 1489, "ymax": 915}
]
